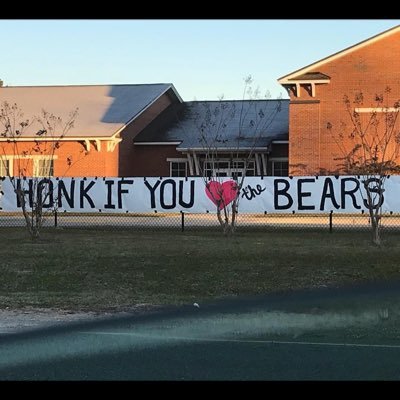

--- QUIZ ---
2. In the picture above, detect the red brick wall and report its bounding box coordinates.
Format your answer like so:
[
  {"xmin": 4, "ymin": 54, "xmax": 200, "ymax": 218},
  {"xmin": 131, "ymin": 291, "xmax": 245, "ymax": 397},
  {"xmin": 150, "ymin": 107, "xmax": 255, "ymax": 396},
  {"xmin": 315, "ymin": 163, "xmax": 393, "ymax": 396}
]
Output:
[
  {"xmin": 55, "ymin": 141, "xmax": 119, "ymax": 177},
  {"xmin": 0, "ymin": 140, "xmax": 118, "ymax": 177},
  {"xmin": 0, "ymin": 90, "xmax": 179, "ymax": 178},
  {"xmin": 289, "ymin": 101, "xmax": 321, "ymax": 174},
  {"xmin": 130, "ymin": 145, "xmax": 183, "ymax": 176},
  {"xmin": 287, "ymin": 30, "xmax": 400, "ymax": 175},
  {"xmin": 118, "ymin": 92, "xmax": 174, "ymax": 176}
]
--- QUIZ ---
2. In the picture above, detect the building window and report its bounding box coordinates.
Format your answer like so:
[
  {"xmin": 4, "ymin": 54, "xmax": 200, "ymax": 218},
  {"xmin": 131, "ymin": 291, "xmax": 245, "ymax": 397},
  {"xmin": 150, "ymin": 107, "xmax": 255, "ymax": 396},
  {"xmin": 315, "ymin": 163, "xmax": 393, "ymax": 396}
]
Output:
[
  {"xmin": 170, "ymin": 161, "xmax": 187, "ymax": 177},
  {"xmin": 203, "ymin": 159, "xmax": 256, "ymax": 178},
  {"xmin": 0, "ymin": 158, "xmax": 11, "ymax": 177},
  {"xmin": 34, "ymin": 159, "xmax": 54, "ymax": 177},
  {"xmin": 242, "ymin": 161, "xmax": 256, "ymax": 177},
  {"xmin": 272, "ymin": 161, "xmax": 289, "ymax": 176}
]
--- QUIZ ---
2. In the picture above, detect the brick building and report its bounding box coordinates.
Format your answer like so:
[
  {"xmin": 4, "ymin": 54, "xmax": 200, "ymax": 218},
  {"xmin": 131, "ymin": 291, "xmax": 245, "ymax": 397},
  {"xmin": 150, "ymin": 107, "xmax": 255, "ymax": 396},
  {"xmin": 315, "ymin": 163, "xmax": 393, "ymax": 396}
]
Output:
[
  {"xmin": 2, "ymin": 25, "xmax": 398, "ymax": 179},
  {"xmin": 0, "ymin": 83, "xmax": 182, "ymax": 177},
  {"xmin": 278, "ymin": 24, "xmax": 400, "ymax": 176},
  {"xmin": 133, "ymin": 99, "xmax": 289, "ymax": 178},
  {"xmin": 0, "ymin": 83, "xmax": 288, "ymax": 178}
]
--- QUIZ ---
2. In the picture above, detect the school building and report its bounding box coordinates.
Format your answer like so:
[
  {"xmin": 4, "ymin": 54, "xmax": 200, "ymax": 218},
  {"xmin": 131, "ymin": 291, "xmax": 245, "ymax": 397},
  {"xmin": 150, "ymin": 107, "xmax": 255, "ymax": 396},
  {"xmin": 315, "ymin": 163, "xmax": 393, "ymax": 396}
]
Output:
[
  {"xmin": 0, "ymin": 24, "xmax": 399, "ymax": 178},
  {"xmin": 278, "ymin": 24, "xmax": 400, "ymax": 176}
]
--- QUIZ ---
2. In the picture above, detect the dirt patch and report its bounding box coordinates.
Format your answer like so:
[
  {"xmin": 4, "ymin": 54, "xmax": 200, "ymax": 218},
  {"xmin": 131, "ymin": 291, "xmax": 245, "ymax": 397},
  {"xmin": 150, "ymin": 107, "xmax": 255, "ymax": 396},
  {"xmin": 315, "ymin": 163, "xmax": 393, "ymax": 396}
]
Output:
[{"xmin": 0, "ymin": 304, "xmax": 162, "ymax": 334}]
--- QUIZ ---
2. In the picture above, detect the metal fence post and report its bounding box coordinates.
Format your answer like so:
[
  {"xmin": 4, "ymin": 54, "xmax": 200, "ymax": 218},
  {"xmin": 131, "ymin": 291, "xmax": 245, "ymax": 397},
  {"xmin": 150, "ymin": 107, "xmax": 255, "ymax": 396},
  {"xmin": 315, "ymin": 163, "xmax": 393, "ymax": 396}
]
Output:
[
  {"xmin": 181, "ymin": 211, "xmax": 185, "ymax": 232},
  {"xmin": 329, "ymin": 210, "xmax": 333, "ymax": 233},
  {"xmin": 54, "ymin": 209, "xmax": 58, "ymax": 228}
]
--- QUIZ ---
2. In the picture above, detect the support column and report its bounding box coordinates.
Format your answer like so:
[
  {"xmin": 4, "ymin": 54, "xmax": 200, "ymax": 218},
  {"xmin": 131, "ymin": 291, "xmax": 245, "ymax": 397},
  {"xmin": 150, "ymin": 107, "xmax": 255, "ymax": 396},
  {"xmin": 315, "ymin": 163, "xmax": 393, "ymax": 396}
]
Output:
[
  {"xmin": 193, "ymin": 152, "xmax": 200, "ymax": 176},
  {"xmin": 186, "ymin": 153, "xmax": 194, "ymax": 176},
  {"xmin": 261, "ymin": 153, "xmax": 267, "ymax": 176},
  {"xmin": 255, "ymin": 153, "xmax": 261, "ymax": 176}
]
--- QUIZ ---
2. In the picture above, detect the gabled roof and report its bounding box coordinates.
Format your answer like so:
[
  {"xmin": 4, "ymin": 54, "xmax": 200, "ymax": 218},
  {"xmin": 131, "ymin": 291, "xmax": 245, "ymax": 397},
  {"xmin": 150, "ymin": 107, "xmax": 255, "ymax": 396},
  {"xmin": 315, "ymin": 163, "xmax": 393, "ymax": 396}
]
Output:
[
  {"xmin": 278, "ymin": 25, "xmax": 400, "ymax": 83},
  {"xmin": 0, "ymin": 83, "xmax": 181, "ymax": 138},
  {"xmin": 134, "ymin": 99, "xmax": 289, "ymax": 150}
]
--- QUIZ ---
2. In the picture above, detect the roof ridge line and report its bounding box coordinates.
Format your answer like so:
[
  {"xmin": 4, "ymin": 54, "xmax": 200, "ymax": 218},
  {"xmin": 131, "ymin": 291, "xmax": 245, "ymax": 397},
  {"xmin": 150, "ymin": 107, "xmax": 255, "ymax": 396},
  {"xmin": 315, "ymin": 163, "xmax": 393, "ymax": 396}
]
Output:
[
  {"xmin": 278, "ymin": 24, "xmax": 400, "ymax": 83},
  {"xmin": 0, "ymin": 83, "xmax": 173, "ymax": 88}
]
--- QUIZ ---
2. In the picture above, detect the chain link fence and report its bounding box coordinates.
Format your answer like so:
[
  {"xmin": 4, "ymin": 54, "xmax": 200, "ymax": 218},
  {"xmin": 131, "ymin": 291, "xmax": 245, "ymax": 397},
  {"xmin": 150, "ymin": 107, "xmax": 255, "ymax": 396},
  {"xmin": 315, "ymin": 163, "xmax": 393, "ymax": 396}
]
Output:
[{"xmin": 1, "ymin": 211, "xmax": 400, "ymax": 233}]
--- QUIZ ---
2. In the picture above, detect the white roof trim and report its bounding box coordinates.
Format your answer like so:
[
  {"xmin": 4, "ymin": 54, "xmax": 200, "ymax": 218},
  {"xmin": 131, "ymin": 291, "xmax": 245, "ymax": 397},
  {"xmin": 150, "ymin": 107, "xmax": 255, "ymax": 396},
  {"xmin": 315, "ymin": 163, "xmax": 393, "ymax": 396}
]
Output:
[
  {"xmin": 278, "ymin": 25, "xmax": 400, "ymax": 84},
  {"xmin": 178, "ymin": 147, "xmax": 270, "ymax": 152},
  {"xmin": 134, "ymin": 142, "xmax": 181, "ymax": 146},
  {"xmin": 168, "ymin": 84, "xmax": 184, "ymax": 103},
  {"xmin": 284, "ymin": 79, "xmax": 330, "ymax": 84},
  {"xmin": 0, "ymin": 154, "xmax": 58, "ymax": 160},
  {"xmin": 0, "ymin": 136, "xmax": 118, "ymax": 142},
  {"xmin": 270, "ymin": 157, "xmax": 289, "ymax": 161},
  {"xmin": 167, "ymin": 157, "xmax": 188, "ymax": 162},
  {"xmin": 355, "ymin": 107, "xmax": 399, "ymax": 113},
  {"xmin": 111, "ymin": 84, "xmax": 183, "ymax": 139}
]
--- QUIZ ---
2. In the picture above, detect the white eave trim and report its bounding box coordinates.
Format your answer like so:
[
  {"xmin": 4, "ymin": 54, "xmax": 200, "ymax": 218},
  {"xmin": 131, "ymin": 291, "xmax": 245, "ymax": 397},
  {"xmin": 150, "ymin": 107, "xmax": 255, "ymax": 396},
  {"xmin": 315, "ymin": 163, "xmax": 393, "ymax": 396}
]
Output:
[
  {"xmin": 166, "ymin": 157, "xmax": 188, "ymax": 162},
  {"xmin": 0, "ymin": 136, "xmax": 114, "ymax": 142},
  {"xmin": 355, "ymin": 107, "xmax": 400, "ymax": 113},
  {"xmin": 168, "ymin": 84, "xmax": 184, "ymax": 103},
  {"xmin": 111, "ymin": 84, "xmax": 184, "ymax": 140},
  {"xmin": 134, "ymin": 142, "xmax": 181, "ymax": 146},
  {"xmin": 178, "ymin": 147, "xmax": 270, "ymax": 152},
  {"xmin": 0, "ymin": 154, "xmax": 59, "ymax": 160},
  {"xmin": 281, "ymin": 79, "xmax": 330, "ymax": 85},
  {"xmin": 270, "ymin": 157, "xmax": 289, "ymax": 161},
  {"xmin": 278, "ymin": 25, "xmax": 400, "ymax": 83}
]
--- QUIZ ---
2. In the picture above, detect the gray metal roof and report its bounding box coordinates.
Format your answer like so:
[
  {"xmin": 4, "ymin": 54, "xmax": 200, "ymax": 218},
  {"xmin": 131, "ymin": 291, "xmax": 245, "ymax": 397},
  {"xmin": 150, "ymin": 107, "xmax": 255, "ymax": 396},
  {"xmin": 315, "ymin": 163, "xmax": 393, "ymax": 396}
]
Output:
[
  {"xmin": 0, "ymin": 84, "xmax": 178, "ymax": 138},
  {"xmin": 134, "ymin": 99, "xmax": 289, "ymax": 149}
]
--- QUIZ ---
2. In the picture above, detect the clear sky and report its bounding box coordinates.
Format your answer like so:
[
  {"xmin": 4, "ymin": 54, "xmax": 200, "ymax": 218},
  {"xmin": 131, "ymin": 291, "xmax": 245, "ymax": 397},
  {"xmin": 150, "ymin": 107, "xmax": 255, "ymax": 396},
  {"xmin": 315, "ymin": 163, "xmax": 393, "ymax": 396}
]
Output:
[{"xmin": 1, "ymin": 19, "xmax": 399, "ymax": 101}]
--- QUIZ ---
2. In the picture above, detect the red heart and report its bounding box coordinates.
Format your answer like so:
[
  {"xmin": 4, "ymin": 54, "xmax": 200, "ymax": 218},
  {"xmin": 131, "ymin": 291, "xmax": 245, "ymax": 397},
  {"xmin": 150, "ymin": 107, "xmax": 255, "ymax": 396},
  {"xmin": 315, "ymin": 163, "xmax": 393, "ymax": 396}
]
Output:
[{"xmin": 205, "ymin": 180, "xmax": 239, "ymax": 210}]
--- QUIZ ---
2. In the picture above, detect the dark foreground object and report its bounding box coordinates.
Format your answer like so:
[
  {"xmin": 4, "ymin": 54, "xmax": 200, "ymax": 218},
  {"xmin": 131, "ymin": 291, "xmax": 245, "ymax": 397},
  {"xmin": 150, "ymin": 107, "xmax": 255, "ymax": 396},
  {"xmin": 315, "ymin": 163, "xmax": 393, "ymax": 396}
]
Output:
[{"xmin": 1, "ymin": 281, "xmax": 400, "ymax": 380}]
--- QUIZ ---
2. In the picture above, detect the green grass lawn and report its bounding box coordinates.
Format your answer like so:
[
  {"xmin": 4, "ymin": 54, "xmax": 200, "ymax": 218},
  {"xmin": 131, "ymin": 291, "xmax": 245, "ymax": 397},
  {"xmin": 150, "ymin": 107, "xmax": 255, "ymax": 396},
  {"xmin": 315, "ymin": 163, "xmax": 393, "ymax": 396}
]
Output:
[{"xmin": 1, "ymin": 228, "xmax": 400, "ymax": 311}]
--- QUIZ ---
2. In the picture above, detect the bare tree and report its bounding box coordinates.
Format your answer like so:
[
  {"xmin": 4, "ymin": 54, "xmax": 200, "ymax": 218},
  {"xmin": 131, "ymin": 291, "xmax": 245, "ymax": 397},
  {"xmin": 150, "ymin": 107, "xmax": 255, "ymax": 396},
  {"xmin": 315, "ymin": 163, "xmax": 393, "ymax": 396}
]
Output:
[
  {"xmin": 327, "ymin": 87, "xmax": 400, "ymax": 245},
  {"xmin": 187, "ymin": 76, "xmax": 283, "ymax": 235},
  {"xmin": 0, "ymin": 101, "xmax": 85, "ymax": 240}
]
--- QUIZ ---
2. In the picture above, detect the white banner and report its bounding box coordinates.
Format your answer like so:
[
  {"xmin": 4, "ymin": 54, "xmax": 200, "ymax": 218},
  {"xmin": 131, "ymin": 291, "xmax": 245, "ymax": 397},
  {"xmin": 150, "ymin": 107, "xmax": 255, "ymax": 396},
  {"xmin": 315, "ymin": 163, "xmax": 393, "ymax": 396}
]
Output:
[{"xmin": 0, "ymin": 176, "xmax": 396, "ymax": 213}]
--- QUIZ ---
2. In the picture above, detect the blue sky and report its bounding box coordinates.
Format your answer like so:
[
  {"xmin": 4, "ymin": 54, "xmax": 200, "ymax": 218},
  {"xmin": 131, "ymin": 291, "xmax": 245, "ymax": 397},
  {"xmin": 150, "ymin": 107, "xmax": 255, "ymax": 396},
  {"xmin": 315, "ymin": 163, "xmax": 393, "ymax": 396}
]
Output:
[{"xmin": 1, "ymin": 19, "xmax": 399, "ymax": 100}]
